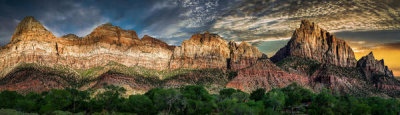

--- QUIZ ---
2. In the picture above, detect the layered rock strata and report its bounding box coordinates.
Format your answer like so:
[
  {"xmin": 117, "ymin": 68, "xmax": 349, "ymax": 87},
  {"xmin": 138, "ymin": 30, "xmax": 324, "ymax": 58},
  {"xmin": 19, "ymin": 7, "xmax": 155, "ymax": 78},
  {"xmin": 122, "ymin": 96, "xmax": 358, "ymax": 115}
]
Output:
[
  {"xmin": 271, "ymin": 20, "xmax": 357, "ymax": 67},
  {"xmin": 0, "ymin": 17, "xmax": 264, "ymax": 78},
  {"xmin": 226, "ymin": 59, "xmax": 310, "ymax": 92}
]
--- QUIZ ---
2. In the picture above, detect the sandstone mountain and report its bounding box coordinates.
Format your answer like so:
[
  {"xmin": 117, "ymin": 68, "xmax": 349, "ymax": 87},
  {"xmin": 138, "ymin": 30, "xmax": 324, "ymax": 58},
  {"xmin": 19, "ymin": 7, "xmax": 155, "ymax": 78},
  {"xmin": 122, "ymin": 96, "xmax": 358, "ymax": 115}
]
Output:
[
  {"xmin": 226, "ymin": 59, "xmax": 310, "ymax": 92},
  {"xmin": 357, "ymin": 52, "xmax": 394, "ymax": 79},
  {"xmin": 0, "ymin": 16, "xmax": 399, "ymax": 97},
  {"xmin": 170, "ymin": 32, "xmax": 264, "ymax": 70},
  {"xmin": 271, "ymin": 20, "xmax": 357, "ymax": 67}
]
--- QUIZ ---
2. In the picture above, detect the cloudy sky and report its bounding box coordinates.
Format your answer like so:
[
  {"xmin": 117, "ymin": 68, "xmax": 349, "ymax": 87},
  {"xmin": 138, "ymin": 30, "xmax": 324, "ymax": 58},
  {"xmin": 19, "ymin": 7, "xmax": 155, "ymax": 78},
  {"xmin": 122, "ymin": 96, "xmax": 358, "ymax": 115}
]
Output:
[{"xmin": 0, "ymin": 0, "xmax": 399, "ymax": 76}]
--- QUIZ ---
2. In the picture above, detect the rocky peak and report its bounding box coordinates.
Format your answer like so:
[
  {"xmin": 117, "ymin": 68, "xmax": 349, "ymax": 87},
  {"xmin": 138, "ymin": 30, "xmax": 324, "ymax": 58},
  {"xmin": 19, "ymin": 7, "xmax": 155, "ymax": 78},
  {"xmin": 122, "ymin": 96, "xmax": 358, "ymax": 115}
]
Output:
[
  {"xmin": 169, "ymin": 32, "xmax": 230, "ymax": 69},
  {"xmin": 62, "ymin": 34, "xmax": 80, "ymax": 40},
  {"xmin": 271, "ymin": 20, "xmax": 357, "ymax": 67},
  {"xmin": 83, "ymin": 23, "xmax": 139, "ymax": 45},
  {"xmin": 228, "ymin": 40, "xmax": 264, "ymax": 70},
  {"xmin": 11, "ymin": 16, "xmax": 55, "ymax": 43},
  {"xmin": 88, "ymin": 23, "xmax": 138, "ymax": 39},
  {"xmin": 141, "ymin": 35, "xmax": 175, "ymax": 50},
  {"xmin": 357, "ymin": 52, "xmax": 394, "ymax": 79}
]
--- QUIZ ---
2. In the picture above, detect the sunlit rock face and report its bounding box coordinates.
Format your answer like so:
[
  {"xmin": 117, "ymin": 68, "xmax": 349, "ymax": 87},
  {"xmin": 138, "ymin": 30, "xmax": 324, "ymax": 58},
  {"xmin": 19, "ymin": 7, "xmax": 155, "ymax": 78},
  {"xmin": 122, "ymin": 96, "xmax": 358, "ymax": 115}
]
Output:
[
  {"xmin": 357, "ymin": 52, "xmax": 394, "ymax": 79},
  {"xmin": 169, "ymin": 32, "xmax": 264, "ymax": 70},
  {"xmin": 169, "ymin": 32, "xmax": 231, "ymax": 69},
  {"xmin": 228, "ymin": 41, "xmax": 265, "ymax": 70},
  {"xmin": 271, "ymin": 20, "xmax": 357, "ymax": 67},
  {"xmin": 0, "ymin": 16, "xmax": 265, "ymax": 78},
  {"xmin": 0, "ymin": 16, "xmax": 175, "ymax": 78}
]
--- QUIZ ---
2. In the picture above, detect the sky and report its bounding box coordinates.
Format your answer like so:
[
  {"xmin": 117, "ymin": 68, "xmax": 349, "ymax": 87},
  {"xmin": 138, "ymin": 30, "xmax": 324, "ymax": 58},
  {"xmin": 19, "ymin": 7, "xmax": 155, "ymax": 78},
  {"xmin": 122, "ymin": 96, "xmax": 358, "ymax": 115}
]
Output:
[{"xmin": 0, "ymin": 0, "xmax": 399, "ymax": 76}]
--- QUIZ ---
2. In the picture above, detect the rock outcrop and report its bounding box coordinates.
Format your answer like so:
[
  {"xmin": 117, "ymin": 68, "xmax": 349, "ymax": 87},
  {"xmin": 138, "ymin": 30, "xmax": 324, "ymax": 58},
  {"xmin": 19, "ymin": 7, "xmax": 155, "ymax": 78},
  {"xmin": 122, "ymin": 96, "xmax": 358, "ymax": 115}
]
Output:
[
  {"xmin": 0, "ymin": 17, "xmax": 264, "ymax": 78},
  {"xmin": 10, "ymin": 16, "xmax": 56, "ymax": 43},
  {"xmin": 1, "ymin": 17, "xmax": 399, "ymax": 97},
  {"xmin": 271, "ymin": 20, "xmax": 357, "ymax": 67},
  {"xmin": 357, "ymin": 52, "xmax": 394, "ymax": 80},
  {"xmin": 169, "ymin": 32, "xmax": 264, "ymax": 70},
  {"xmin": 228, "ymin": 41, "xmax": 265, "ymax": 70},
  {"xmin": 169, "ymin": 32, "xmax": 231, "ymax": 69},
  {"xmin": 0, "ymin": 16, "xmax": 175, "ymax": 78},
  {"xmin": 226, "ymin": 59, "xmax": 310, "ymax": 92}
]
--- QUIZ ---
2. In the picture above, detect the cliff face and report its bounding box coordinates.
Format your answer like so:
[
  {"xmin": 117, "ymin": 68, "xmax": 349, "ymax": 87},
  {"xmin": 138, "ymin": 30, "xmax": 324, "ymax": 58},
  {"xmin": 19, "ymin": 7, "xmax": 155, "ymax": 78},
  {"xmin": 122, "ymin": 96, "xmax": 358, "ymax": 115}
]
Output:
[
  {"xmin": 0, "ymin": 17, "xmax": 175, "ymax": 78},
  {"xmin": 228, "ymin": 41, "xmax": 265, "ymax": 70},
  {"xmin": 1, "ymin": 17, "xmax": 399, "ymax": 97},
  {"xmin": 0, "ymin": 17, "xmax": 264, "ymax": 78},
  {"xmin": 169, "ymin": 32, "xmax": 231, "ymax": 69},
  {"xmin": 271, "ymin": 20, "xmax": 357, "ymax": 67},
  {"xmin": 357, "ymin": 52, "xmax": 394, "ymax": 79},
  {"xmin": 169, "ymin": 32, "xmax": 264, "ymax": 70},
  {"xmin": 10, "ymin": 16, "xmax": 56, "ymax": 43}
]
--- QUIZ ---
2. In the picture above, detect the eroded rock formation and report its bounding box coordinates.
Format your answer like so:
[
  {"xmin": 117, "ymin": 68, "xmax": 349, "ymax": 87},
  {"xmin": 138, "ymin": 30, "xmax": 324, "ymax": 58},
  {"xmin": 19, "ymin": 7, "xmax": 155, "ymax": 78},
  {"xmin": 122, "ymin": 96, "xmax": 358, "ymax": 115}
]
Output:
[
  {"xmin": 169, "ymin": 32, "xmax": 264, "ymax": 70},
  {"xmin": 226, "ymin": 59, "xmax": 310, "ymax": 92},
  {"xmin": 0, "ymin": 17, "xmax": 264, "ymax": 78},
  {"xmin": 0, "ymin": 16, "xmax": 175, "ymax": 78},
  {"xmin": 271, "ymin": 20, "xmax": 357, "ymax": 67},
  {"xmin": 357, "ymin": 52, "xmax": 394, "ymax": 79},
  {"xmin": 228, "ymin": 41, "xmax": 265, "ymax": 70},
  {"xmin": 169, "ymin": 32, "xmax": 231, "ymax": 69}
]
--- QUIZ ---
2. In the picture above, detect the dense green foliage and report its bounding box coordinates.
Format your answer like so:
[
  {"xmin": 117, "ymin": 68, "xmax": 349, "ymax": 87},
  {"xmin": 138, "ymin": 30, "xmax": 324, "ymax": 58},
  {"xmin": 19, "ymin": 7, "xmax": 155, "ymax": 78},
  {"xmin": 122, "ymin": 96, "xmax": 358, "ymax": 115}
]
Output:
[{"xmin": 0, "ymin": 83, "xmax": 399, "ymax": 114}]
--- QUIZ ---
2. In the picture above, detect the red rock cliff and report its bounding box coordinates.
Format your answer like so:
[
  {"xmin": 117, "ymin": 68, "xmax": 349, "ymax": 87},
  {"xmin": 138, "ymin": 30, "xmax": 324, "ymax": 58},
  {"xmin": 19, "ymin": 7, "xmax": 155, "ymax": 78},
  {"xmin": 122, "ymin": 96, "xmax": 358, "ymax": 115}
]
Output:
[
  {"xmin": 0, "ymin": 16, "xmax": 175, "ymax": 78},
  {"xmin": 271, "ymin": 20, "xmax": 357, "ymax": 67},
  {"xmin": 357, "ymin": 52, "xmax": 394, "ymax": 79},
  {"xmin": 169, "ymin": 32, "xmax": 264, "ymax": 70}
]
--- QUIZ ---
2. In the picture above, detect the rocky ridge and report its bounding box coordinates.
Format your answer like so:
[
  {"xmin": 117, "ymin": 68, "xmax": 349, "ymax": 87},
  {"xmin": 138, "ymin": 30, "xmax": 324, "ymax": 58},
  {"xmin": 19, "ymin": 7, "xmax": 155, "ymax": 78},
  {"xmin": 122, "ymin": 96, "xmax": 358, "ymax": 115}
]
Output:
[
  {"xmin": 0, "ymin": 17, "xmax": 399, "ymax": 97},
  {"xmin": 0, "ymin": 17, "xmax": 264, "ymax": 78},
  {"xmin": 271, "ymin": 20, "xmax": 357, "ymax": 67},
  {"xmin": 357, "ymin": 52, "xmax": 394, "ymax": 79}
]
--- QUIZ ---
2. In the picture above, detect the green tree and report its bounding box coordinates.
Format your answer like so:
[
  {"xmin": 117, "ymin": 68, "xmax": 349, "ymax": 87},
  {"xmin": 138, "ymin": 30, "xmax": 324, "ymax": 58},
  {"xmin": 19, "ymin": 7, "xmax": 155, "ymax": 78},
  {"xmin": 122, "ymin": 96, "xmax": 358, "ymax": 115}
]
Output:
[
  {"xmin": 65, "ymin": 88, "xmax": 90, "ymax": 113},
  {"xmin": 219, "ymin": 88, "xmax": 238, "ymax": 100},
  {"xmin": 91, "ymin": 85, "xmax": 126, "ymax": 112},
  {"xmin": 367, "ymin": 97, "xmax": 400, "ymax": 115},
  {"xmin": 180, "ymin": 85, "xmax": 215, "ymax": 115},
  {"xmin": 0, "ymin": 91, "xmax": 23, "ymax": 109},
  {"xmin": 308, "ymin": 90, "xmax": 337, "ymax": 115},
  {"xmin": 231, "ymin": 92, "xmax": 250, "ymax": 103},
  {"xmin": 223, "ymin": 103, "xmax": 253, "ymax": 115},
  {"xmin": 40, "ymin": 89, "xmax": 73, "ymax": 113},
  {"xmin": 122, "ymin": 95, "xmax": 155, "ymax": 114},
  {"xmin": 263, "ymin": 89, "xmax": 286, "ymax": 111},
  {"xmin": 152, "ymin": 89, "xmax": 186, "ymax": 114},
  {"xmin": 281, "ymin": 83, "xmax": 314, "ymax": 112},
  {"xmin": 250, "ymin": 88, "xmax": 266, "ymax": 101}
]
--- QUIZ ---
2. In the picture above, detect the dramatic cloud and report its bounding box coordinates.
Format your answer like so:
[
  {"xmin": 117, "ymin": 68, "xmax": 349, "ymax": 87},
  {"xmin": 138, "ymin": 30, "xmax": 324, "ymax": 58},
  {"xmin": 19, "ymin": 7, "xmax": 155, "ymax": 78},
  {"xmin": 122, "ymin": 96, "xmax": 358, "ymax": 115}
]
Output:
[
  {"xmin": 212, "ymin": 0, "xmax": 400, "ymax": 42},
  {"xmin": 0, "ymin": 0, "xmax": 107, "ymax": 45},
  {"xmin": 0, "ymin": 0, "xmax": 399, "ymax": 75}
]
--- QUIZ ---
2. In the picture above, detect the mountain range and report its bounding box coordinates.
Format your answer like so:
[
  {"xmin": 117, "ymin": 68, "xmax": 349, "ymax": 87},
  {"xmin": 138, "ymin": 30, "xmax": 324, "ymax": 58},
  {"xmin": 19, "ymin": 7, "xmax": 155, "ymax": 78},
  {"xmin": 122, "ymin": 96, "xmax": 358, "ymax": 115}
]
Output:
[{"xmin": 0, "ymin": 16, "xmax": 398, "ymax": 98}]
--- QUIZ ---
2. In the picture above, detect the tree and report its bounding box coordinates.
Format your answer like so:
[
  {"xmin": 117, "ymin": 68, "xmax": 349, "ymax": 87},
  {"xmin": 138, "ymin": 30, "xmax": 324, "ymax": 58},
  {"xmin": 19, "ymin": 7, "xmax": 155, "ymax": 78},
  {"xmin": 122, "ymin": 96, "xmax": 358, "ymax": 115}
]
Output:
[
  {"xmin": 250, "ymin": 88, "xmax": 266, "ymax": 101},
  {"xmin": 92, "ymin": 85, "xmax": 126, "ymax": 112},
  {"xmin": 0, "ymin": 91, "xmax": 23, "ymax": 109},
  {"xmin": 180, "ymin": 85, "xmax": 215, "ymax": 114},
  {"xmin": 65, "ymin": 88, "xmax": 90, "ymax": 113},
  {"xmin": 223, "ymin": 103, "xmax": 253, "ymax": 115},
  {"xmin": 144, "ymin": 88, "xmax": 163, "ymax": 100},
  {"xmin": 281, "ymin": 83, "xmax": 314, "ymax": 110},
  {"xmin": 123, "ymin": 95, "xmax": 155, "ymax": 114},
  {"xmin": 231, "ymin": 92, "xmax": 250, "ymax": 103},
  {"xmin": 263, "ymin": 89, "xmax": 286, "ymax": 111},
  {"xmin": 40, "ymin": 89, "xmax": 73, "ymax": 113},
  {"xmin": 152, "ymin": 89, "xmax": 186, "ymax": 114},
  {"xmin": 308, "ymin": 89, "xmax": 337, "ymax": 115},
  {"xmin": 219, "ymin": 88, "xmax": 237, "ymax": 99}
]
